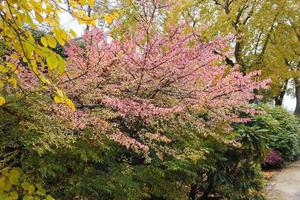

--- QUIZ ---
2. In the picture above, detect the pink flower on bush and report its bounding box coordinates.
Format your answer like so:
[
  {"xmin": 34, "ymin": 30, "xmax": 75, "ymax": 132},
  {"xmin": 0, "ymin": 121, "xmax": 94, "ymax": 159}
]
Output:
[{"xmin": 264, "ymin": 150, "xmax": 283, "ymax": 166}]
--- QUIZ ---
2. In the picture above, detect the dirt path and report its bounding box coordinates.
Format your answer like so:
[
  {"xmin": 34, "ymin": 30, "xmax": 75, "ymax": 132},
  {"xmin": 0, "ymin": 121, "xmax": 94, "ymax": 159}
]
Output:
[{"xmin": 265, "ymin": 160, "xmax": 300, "ymax": 200}]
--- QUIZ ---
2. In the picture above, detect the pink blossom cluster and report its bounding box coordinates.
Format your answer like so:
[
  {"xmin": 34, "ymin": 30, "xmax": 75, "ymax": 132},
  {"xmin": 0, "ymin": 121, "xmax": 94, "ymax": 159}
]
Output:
[
  {"xmin": 109, "ymin": 132, "xmax": 150, "ymax": 153},
  {"xmin": 50, "ymin": 104, "xmax": 105, "ymax": 130},
  {"xmin": 4, "ymin": 55, "xmax": 39, "ymax": 90},
  {"xmin": 60, "ymin": 24, "xmax": 270, "ymax": 152},
  {"xmin": 103, "ymin": 97, "xmax": 182, "ymax": 119},
  {"xmin": 144, "ymin": 132, "xmax": 172, "ymax": 143},
  {"xmin": 264, "ymin": 149, "xmax": 283, "ymax": 166}
]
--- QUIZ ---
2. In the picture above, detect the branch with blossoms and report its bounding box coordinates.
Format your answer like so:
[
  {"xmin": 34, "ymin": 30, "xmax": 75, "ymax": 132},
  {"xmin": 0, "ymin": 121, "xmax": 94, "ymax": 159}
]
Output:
[{"xmin": 55, "ymin": 23, "xmax": 270, "ymax": 154}]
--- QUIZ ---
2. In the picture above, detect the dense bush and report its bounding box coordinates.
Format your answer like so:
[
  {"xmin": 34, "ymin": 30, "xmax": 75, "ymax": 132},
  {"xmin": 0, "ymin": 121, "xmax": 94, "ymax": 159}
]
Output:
[
  {"xmin": 1, "ymin": 96, "xmax": 299, "ymax": 200},
  {"xmin": 249, "ymin": 105, "xmax": 300, "ymax": 161},
  {"xmin": 0, "ymin": 95, "xmax": 268, "ymax": 200},
  {"xmin": 235, "ymin": 104, "xmax": 300, "ymax": 169},
  {"xmin": 263, "ymin": 105, "xmax": 300, "ymax": 161}
]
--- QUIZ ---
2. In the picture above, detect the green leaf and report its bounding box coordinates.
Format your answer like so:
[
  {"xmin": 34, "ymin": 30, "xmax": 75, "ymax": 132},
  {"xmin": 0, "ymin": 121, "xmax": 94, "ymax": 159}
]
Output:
[
  {"xmin": 0, "ymin": 177, "xmax": 5, "ymax": 188},
  {"xmin": 35, "ymin": 183, "xmax": 43, "ymax": 190},
  {"xmin": 1, "ymin": 167, "xmax": 10, "ymax": 176},
  {"xmin": 3, "ymin": 182, "xmax": 11, "ymax": 191},
  {"xmin": 21, "ymin": 182, "xmax": 30, "ymax": 190},
  {"xmin": 23, "ymin": 195, "xmax": 34, "ymax": 200},
  {"xmin": 45, "ymin": 195, "xmax": 55, "ymax": 200},
  {"xmin": 27, "ymin": 184, "xmax": 35, "ymax": 194},
  {"xmin": 9, "ymin": 191, "xmax": 18, "ymax": 200},
  {"xmin": 36, "ymin": 188, "xmax": 46, "ymax": 196},
  {"xmin": 8, "ymin": 168, "xmax": 21, "ymax": 184}
]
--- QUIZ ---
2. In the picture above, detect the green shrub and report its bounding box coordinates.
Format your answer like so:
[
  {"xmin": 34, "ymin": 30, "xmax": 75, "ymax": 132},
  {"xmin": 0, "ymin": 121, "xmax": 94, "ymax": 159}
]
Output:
[{"xmin": 245, "ymin": 105, "xmax": 300, "ymax": 161}]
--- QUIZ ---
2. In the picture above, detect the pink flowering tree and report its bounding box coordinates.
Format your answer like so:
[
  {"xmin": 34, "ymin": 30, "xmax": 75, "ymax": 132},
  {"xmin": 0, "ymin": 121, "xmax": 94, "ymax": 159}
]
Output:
[{"xmin": 57, "ymin": 23, "xmax": 269, "ymax": 154}]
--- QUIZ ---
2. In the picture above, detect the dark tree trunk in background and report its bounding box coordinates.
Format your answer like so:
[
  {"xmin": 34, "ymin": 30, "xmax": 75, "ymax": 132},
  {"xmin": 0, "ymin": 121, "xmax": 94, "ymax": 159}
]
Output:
[
  {"xmin": 294, "ymin": 78, "xmax": 300, "ymax": 115},
  {"xmin": 86, "ymin": 6, "xmax": 92, "ymax": 31},
  {"xmin": 274, "ymin": 80, "xmax": 288, "ymax": 106},
  {"xmin": 199, "ymin": 182, "xmax": 213, "ymax": 200},
  {"xmin": 189, "ymin": 184, "xmax": 198, "ymax": 200}
]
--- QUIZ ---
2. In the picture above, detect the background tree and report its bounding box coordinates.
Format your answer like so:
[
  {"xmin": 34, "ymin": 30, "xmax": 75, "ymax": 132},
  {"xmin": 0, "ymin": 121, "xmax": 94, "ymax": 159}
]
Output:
[
  {"xmin": 110, "ymin": 0, "xmax": 299, "ymax": 109},
  {"xmin": 194, "ymin": 0, "xmax": 300, "ymax": 108}
]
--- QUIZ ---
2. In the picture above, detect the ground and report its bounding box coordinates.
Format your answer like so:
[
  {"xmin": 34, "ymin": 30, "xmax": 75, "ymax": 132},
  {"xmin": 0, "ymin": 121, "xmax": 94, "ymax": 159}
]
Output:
[{"xmin": 265, "ymin": 160, "xmax": 300, "ymax": 200}]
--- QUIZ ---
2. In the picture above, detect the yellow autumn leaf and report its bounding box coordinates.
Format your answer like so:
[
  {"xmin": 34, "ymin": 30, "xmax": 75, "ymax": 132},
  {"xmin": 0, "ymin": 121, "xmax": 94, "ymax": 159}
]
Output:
[
  {"xmin": 0, "ymin": 96, "xmax": 5, "ymax": 106},
  {"xmin": 70, "ymin": 29, "xmax": 77, "ymax": 38},
  {"xmin": 6, "ymin": 62, "xmax": 17, "ymax": 71},
  {"xmin": 46, "ymin": 35, "xmax": 57, "ymax": 48},
  {"xmin": 46, "ymin": 54, "xmax": 58, "ymax": 70},
  {"xmin": 80, "ymin": 0, "xmax": 86, "ymax": 5},
  {"xmin": 105, "ymin": 11, "xmax": 119, "ymax": 25},
  {"xmin": 54, "ymin": 93, "xmax": 76, "ymax": 111},
  {"xmin": 54, "ymin": 29, "xmax": 65, "ymax": 46},
  {"xmin": 55, "ymin": 89, "xmax": 64, "ymax": 98},
  {"xmin": 10, "ymin": 54, "xmax": 19, "ymax": 60},
  {"xmin": 105, "ymin": 15, "xmax": 113, "ymax": 25},
  {"xmin": 60, "ymin": 30, "xmax": 67, "ymax": 41},
  {"xmin": 57, "ymin": 55, "xmax": 65, "ymax": 75},
  {"xmin": 8, "ymin": 78, "xmax": 17, "ymax": 88},
  {"xmin": 54, "ymin": 95, "xmax": 64, "ymax": 103},
  {"xmin": 87, "ymin": 0, "xmax": 95, "ymax": 6},
  {"xmin": 27, "ymin": 184, "xmax": 35, "ymax": 194},
  {"xmin": 30, "ymin": 60, "xmax": 39, "ymax": 74},
  {"xmin": 0, "ymin": 65, "xmax": 8, "ymax": 72},
  {"xmin": 66, "ymin": 98, "xmax": 76, "ymax": 111},
  {"xmin": 35, "ymin": 12, "xmax": 43, "ymax": 23},
  {"xmin": 112, "ymin": 11, "xmax": 119, "ymax": 18},
  {"xmin": 40, "ymin": 36, "xmax": 48, "ymax": 47}
]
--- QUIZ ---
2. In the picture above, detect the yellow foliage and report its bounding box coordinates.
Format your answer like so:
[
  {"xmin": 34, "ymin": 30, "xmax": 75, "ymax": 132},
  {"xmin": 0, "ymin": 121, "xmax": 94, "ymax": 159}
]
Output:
[
  {"xmin": 46, "ymin": 35, "xmax": 57, "ymax": 48},
  {"xmin": 0, "ymin": 0, "xmax": 97, "ymax": 109},
  {"xmin": 46, "ymin": 55, "xmax": 59, "ymax": 70},
  {"xmin": 40, "ymin": 37, "xmax": 48, "ymax": 47},
  {"xmin": 105, "ymin": 11, "xmax": 120, "ymax": 25},
  {"xmin": 54, "ymin": 89, "xmax": 76, "ymax": 111},
  {"xmin": 0, "ymin": 97, "xmax": 5, "ymax": 106}
]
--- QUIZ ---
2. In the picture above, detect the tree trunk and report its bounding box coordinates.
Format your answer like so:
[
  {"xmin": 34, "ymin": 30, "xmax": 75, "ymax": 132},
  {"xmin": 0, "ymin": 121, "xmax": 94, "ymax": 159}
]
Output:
[
  {"xmin": 199, "ymin": 173, "xmax": 215, "ymax": 200},
  {"xmin": 86, "ymin": 6, "xmax": 92, "ymax": 31},
  {"xmin": 274, "ymin": 80, "xmax": 288, "ymax": 106},
  {"xmin": 294, "ymin": 78, "xmax": 300, "ymax": 115},
  {"xmin": 189, "ymin": 184, "xmax": 198, "ymax": 200},
  {"xmin": 199, "ymin": 181, "xmax": 213, "ymax": 200}
]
